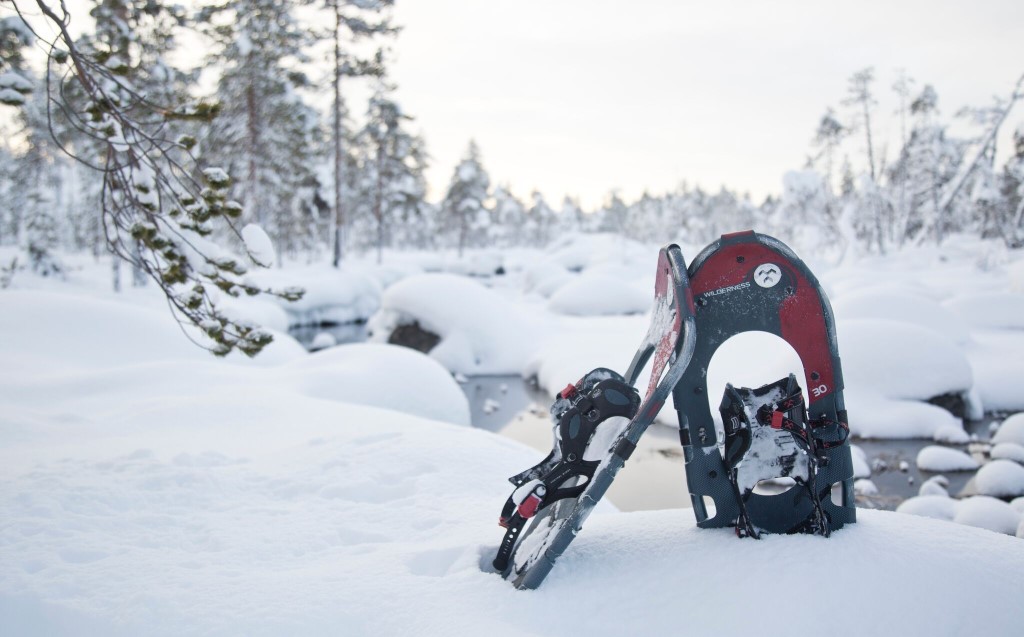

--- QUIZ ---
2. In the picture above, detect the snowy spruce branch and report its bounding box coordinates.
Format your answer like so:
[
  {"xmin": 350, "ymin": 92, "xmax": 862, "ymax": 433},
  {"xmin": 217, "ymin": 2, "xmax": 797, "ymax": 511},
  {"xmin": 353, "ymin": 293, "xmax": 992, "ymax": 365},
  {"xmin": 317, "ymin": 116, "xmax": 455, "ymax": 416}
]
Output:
[{"xmin": 10, "ymin": 0, "xmax": 303, "ymax": 357}]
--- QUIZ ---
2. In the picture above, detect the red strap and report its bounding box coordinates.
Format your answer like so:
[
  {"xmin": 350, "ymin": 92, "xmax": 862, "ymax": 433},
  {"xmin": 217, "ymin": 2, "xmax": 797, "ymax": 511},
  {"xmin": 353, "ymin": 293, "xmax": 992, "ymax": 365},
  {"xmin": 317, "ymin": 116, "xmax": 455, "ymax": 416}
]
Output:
[
  {"xmin": 559, "ymin": 384, "xmax": 577, "ymax": 400},
  {"xmin": 517, "ymin": 493, "xmax": 542, "ymax": 519},
  {"xmin": 771, "ymin": 410, "xmax": 785, "ymax": 430}
]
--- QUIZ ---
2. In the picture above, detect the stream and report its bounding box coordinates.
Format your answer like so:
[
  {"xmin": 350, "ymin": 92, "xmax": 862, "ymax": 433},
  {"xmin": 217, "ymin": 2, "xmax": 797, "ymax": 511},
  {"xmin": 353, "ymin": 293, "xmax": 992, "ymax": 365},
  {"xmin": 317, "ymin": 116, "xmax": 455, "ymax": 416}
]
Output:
[{"xmin": 290, "ymin": 322, "xmax": 998, "ymax": 512}]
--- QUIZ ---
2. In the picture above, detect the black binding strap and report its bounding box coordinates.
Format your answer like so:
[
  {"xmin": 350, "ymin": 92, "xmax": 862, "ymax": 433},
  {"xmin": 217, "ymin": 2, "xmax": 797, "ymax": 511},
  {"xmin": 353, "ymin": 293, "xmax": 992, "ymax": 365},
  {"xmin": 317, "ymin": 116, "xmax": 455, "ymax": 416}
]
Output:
[{"xmin": 493, "ymin": 369, "xmax": 640, "ymax": 572}]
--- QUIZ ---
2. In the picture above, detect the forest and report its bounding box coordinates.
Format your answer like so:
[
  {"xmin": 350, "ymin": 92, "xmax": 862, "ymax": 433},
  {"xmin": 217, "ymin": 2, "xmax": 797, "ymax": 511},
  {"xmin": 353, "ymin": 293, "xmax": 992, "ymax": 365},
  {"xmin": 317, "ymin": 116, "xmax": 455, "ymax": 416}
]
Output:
[{"xmin": 2, "ymin": 1, "xmax": 1023, "ymax": 355}]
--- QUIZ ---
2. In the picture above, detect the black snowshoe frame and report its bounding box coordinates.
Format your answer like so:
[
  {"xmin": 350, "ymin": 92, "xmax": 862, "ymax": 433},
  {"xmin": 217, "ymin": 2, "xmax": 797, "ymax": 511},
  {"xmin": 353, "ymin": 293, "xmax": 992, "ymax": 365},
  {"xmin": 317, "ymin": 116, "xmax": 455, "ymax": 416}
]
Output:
[{"xmin": 494, "ymin": 231, "xmax": 856, "ymax": 589}]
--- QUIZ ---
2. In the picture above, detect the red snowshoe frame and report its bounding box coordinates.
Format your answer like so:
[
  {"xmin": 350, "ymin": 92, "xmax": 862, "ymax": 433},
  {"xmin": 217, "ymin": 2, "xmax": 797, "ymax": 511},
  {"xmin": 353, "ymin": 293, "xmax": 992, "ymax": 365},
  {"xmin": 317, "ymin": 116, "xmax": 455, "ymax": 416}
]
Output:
[{"xmin": 675, "ymin": 230, "xmax": 855, "ymax": 533}]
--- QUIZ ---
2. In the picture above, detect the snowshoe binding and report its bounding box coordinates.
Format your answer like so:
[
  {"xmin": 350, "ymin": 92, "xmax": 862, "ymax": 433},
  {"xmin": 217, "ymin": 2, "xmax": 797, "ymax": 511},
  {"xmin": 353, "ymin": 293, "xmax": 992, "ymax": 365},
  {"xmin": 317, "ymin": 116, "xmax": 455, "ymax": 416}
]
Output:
[
  {"xmin": 492, "ymin": 244, "xmax": 697, "ymax": 589},
  {"xmin": 720, "ymin": 374, "xmax": 838, "ymax": 538}
]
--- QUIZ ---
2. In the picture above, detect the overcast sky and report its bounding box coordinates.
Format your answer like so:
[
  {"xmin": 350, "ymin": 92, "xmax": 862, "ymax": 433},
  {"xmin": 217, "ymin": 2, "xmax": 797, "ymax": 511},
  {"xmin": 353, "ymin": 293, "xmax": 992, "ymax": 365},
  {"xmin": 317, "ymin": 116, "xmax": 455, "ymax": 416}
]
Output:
[{"xmin": 389, "ymin": 0, "xmax": 1024, "ymax": 207}]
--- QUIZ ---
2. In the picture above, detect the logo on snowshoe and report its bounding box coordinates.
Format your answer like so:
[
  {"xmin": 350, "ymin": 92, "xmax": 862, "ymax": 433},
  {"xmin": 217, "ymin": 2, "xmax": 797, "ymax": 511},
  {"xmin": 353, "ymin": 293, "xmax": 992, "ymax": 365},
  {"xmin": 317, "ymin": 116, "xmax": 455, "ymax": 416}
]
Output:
[{"xmin": 754, "ymin": 263, "xmax": 781, "ymax": 288}]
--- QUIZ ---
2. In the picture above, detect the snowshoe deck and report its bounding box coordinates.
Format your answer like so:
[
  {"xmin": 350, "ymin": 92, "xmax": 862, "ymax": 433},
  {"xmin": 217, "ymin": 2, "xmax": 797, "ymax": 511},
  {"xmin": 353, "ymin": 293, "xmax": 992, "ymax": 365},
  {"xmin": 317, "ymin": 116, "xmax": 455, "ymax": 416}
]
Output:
[
  {"xmin": 674, "ymin": 231, "xmax": 856, "ymax": 534},
  {"xmin": 494, "ymin": 244, "xmax": 697, "ymax": 589}
]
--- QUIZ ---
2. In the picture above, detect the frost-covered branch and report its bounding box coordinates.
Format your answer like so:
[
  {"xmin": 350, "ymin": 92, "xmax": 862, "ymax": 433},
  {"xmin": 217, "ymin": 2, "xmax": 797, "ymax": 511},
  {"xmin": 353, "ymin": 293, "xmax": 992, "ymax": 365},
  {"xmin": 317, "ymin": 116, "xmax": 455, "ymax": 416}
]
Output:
[{"xmin": 11, "ymin": 0, "xmax": 303, "ymax": 356}]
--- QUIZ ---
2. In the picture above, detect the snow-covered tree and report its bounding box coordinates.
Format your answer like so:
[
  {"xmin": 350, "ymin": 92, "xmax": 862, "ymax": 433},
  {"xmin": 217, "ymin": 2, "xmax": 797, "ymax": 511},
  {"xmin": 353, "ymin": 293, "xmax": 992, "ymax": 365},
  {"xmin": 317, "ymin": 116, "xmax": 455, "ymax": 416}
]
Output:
[
  {"xmin": 526, "ymin": 190, "xmax": 556, "ymax": 246},
  {"xmin": 491, "ymin": 185, "xmax": 526, "ymax": 247},
  {"xmin": 440, "ymin": 141, "xmax": 491, "ymax": 256},
  {"xmin": 198, "ymin": 0, "xmax": 324, "ymax": 258},
  {"xmin": 354, "ymin": 78, "xmax": 428, "ymax": 260},
  {"xmin": 7, "ymin": 0, "xmax": 303, "ymax": 356}
]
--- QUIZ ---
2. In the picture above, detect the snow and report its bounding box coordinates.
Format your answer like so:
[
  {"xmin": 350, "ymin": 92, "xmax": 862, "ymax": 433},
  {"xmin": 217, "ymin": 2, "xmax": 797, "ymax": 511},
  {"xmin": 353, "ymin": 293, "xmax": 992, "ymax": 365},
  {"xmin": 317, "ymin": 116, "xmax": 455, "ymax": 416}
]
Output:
[
  {"xmin": 5, "ymin": 244, "xmax": 1024, "ymax": 635},
  {"xmin": 368, "ymin": 273, "xmax": 540, "ymax": 374},
  {"xmin": 933, "ymin": 424, "xmax": 970, "ymax": 444},
  {"xmin": 943, "ymin": 292, "xmax": 1024, "ymax": 330},
  {"xmin": 992, "ymin": 413, "xmax": 1024, "ymax": 445},
  {"xmin": 248, "ymin": 264, "xmax": 382, "ymax": 326},
  {"xmin": 915, "ymin": 445, "xmax": 979, "ymax": 472},
  {"xmin": 832, "ymin": 290, "xmax": 971, "ymax": 345},
  {"xmin": 896, "ymin": 495, "xmax": 958, "ymax": 521},
  {"xmin": 241, "ymin": 223, "xmax": 277, "ymax": 268},
  {"xmin": 974, "ymin": 459, "xmax": 1024, "ymax": 498},
  {"xmin": 952, "ymin": 496, "xmax": 1023, "ymax": 536},
  {"xmin": 991, "ymin": 442, "xmax": 1024, "ymax": 464},
  {"xmin": 919, "ymin": 475, "xmax": 950, "ymax": 497},
  {"xmin": 283, "ymin": 343, "xmax": 471, "ymax": 426},
  {"xmin": 850, "ymin": 444, "xmax": 871, "ymax": 478},
  {"xmin": 547, "ymin": 273, "xmax": 650, "ymax": 316},
  {"xmin": 838, "ymin": 319, "xmax": 973, "ymax": 401}
]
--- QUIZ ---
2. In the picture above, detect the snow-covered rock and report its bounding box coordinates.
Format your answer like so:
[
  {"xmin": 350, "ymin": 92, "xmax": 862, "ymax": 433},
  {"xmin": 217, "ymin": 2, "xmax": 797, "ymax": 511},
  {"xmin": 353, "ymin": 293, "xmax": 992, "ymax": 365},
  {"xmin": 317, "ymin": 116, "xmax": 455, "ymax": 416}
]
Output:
[
  {"xmin": 854, "ymin": 478, "xmax": 879, "ymax": 496},
  {"xmin": 991, "ymin": 442, "xmax": 1024, "ymax": 464},
  {"xmin": 285, "ymin": 343, "xmax": 472, "ymax": 426},
  {"xmin": 915, "ymin": 446, "xmax": 979, "ymax": 472},
  {"xmin": 974, "ymin": 459, "xmax": 1024, "ymax": 498},
  {"xmin": 992, "ymin": 413, "xmax": 1024, "ymax": 445},
  {"xmin": 832, "ymin": 290, "xmax": 971, "ymax": 345},
  {"xmin": 953, "ymin": 496, "xmax": 1022, "ymax": 535},
  {"xmin": 850, "ymin": 444, "xmax": 871, "ymax": 479},
  {"xmin": 943, "ymin": 292, "xmax": 1024, "ymax": 330},
  {"xmin": 368, "ymin": 273, "xmax": 539, "ymax": 375},
  {"xmin": 896, "ymin": 495, "xmax": 958, "ymax": 521},
  {"xmin": 547, "ymin": 274, "xmax": 650, "ymax": 316},
  {"xmin": 838, "ymin": 319, "xmax": 973, "ymax": 402},
  {"xmin": 919, "ymin": 475, "xmax": 950, "ymax": 497},
  {"xmin": 932, "ymin": 424, "xmax": 970, "ymax": 444},
  {"xmin": 249, "ymin": 264, "xmax": 382, "ymax": 326}
]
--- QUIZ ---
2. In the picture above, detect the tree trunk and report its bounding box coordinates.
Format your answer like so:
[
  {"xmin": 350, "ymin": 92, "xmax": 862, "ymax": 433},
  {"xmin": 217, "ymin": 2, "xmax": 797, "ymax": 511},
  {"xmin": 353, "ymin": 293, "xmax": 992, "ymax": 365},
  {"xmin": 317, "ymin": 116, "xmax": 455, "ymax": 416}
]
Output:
[{"xmin": 331, "ymin": 0, "xmax": 345, "ymax": 268}]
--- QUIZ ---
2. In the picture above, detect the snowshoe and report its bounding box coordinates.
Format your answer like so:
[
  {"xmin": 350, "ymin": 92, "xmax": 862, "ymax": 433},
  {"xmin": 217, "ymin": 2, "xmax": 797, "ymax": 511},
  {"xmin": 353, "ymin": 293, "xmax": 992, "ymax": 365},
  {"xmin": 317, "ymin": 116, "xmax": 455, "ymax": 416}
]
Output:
[
  {"xmin": 493, "ymin": 244, "xmax": 697, "ymax": 589},
  {"xmin": 674, "ymin": 231, "xmax": 856, "ymax": 535}
]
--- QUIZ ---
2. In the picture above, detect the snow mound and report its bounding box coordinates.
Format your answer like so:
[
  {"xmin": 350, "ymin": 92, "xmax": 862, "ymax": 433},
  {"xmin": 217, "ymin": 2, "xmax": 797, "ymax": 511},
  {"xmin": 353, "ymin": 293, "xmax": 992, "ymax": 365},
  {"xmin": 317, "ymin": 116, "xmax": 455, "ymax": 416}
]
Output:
[
  {"xmin": 545, "ymin": 232, "xmax": 650, "ymax": 272},
  {"xmin": 248, "ymin": 264, "xmax": 382, "ymax": 325},
  {"xmin": 850, "ymin": 444, "xmax": 871, "ymax": 478},
  {"xmin": 0, "ymin": 290, "xmax": 304, "ymax": 370},
  {"xmin": 991, "ymin": 442, "xmax": 1024, "ymax": 464},
  {"xmin": 547, "ymin": 274, "xmax": 651, "ymax": 316},
  {"xmin": 367, "ymin": 273, "xmax": 539, "ymax": 374},
  {"xmin": 843, "ymin": 389, "xmax": 961, "ymax": 439},
  {"xmin": 932, "ymin": 424, "xmax": 970, "ymax": 444},
  {"xmin": 952, "ymin": 495, "xmax": 1022, "ymax": 535},
  {"xmin": 522, "ymin": 259, "xmax": 574, "ymax": 297},
  {"xmin": 838, "ymin": 319, "xmax": 972, "ymax": 401},
  {"xmin": 919, "ymin": 475, "xmax": 950, "ymax": 497},
  {"xmin": 916, "ymin": 446, "xmax": 979, "ymax": 472},
  {"xmin": 974, "ymin": 459, "xmax": 1024, "ymax": 498},
  {"xmin": 896, "ymin": 495, "xmax": 958, "ymax": 521},
  {"xmin": 963, "ymin": 331, "xmax": 1024, "ymax": 412},
  {"xmin": 285, "ymin": 343, "xmax": 471, "ymax": 426},
  {"xmin": 943, "ymin": 292, "xmax": 1024, "ymax": 329},
  {"xmin": 832, "ymin": 290, "xmax": 971, "ymax": 345},
  {"xmin": 993, "ymin": 413, "xmax": 1024, "ymax": 445},
  {"xmin": 854, "ymin": 479, "xmax": 878, "ymax": 495}
]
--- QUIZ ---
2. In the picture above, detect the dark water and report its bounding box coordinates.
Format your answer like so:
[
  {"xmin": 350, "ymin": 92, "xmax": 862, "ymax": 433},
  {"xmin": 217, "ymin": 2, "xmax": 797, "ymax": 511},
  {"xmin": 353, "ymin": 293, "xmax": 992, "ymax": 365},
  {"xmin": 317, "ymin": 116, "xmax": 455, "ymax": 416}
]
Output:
[{"xmin": 288, "ymin": 322, "xmax": 368, "ymax": 350}]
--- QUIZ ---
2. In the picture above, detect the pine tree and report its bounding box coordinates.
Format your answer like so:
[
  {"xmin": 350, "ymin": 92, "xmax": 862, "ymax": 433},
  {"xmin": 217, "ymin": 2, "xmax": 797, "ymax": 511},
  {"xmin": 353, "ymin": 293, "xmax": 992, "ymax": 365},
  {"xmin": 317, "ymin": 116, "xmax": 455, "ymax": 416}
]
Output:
[
  {"xmin": 491, "ymin": 186, "xmax": 526, "ymax": 247},
  {"xmin": 355, "ymin": 77, "xmax": 427, "ymax": 261},
  {"xmin": 8, "ymin": 0, "xmax": 303, "ymax": 356},
  {"xmin": 440, "ymin": 141, "xmax": 491, "ymax": 256},
  {"xmin": 198, "ymin": 0, "xmax": 323, "ymax": 258}
]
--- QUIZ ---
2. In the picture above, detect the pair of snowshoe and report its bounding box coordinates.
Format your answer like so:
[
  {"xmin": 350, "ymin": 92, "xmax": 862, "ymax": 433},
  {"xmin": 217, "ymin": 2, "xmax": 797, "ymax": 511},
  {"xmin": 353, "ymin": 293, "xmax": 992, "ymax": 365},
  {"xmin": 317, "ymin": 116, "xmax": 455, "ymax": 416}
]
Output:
[{"xmin": 492, "ymin": 231, "xmax": 856, "ymax": 589}]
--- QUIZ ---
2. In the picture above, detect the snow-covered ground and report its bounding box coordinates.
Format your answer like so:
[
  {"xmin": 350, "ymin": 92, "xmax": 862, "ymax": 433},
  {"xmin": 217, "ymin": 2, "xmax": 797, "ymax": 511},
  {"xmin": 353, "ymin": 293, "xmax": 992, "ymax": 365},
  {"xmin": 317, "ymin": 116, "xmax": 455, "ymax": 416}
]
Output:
[{"xmin": 4, "ymin": 236, "xmax": 1024, "ymax": 635}]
